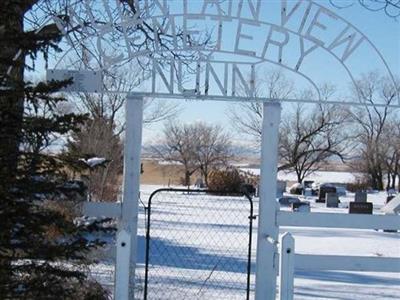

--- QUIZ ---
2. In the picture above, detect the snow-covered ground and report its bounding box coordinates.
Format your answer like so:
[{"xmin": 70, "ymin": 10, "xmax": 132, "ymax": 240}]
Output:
[
  {"xmin": 89, "ymin": 185, "xmax": 400, "ymax": 299},
  {"xmin": 240, "ymin": 168, "xmax": 362, "ymax": 184}
]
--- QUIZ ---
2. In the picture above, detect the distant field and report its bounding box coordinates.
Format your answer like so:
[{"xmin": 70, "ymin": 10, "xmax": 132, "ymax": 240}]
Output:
[
  {"xmin": 140, "ymin": 160, "xmax": 202, "ymax": 186},
  {"xmin": 141, "ymin": 160, "xmax": 361, "ymax": 187}
]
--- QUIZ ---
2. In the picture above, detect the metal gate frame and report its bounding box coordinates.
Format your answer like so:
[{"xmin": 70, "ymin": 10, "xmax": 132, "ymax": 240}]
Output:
[{"xmin": 143, "ymin": 188, "xmax": 255, "ymax": 300}]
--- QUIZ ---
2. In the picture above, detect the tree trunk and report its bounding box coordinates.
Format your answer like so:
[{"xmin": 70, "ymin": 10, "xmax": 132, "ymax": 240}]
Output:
[
  {"xmin": 391, "ymin": 174, "xmax": 397, "ymax": 190},
  {"xmin": 202, "ymin": 165, "xmax": 209, "ymax": 187},
  {"xmin": 370, "ymin": 167, "xmax": 384, "ymax": 191},
  {"xmin": 392, "ymin": 163, "xmax": 398, "ymax": 190},
  {"xmin": 184, "ymin": 170, "xmax": 191, "ymax": 187},
  {"xmin": 0, "ymin": 3, "xmax": 25, "ymax": 179},
  {"xmin": 0, "ymin": 1, "xmax": 27, "ymax": 292},
  {"xmin": 386, "ymin": 172, "xmax": 391, "ymax": 191},
  {"xmin": 377, "ymin": 170, "xmax": 384, "ymax": 191},
  {"xmin": 99, "ymin": 164, "xmax": 110, "ymax": 201},
  {"xmin": 204, "ymin": 171, "xmax": 208, "ymax": 187},
  {"xmin": 296, "ymin": 170, "xmax": 302, "ymax": 184},
  {"xmin": 370, "ymin": 172, "xmax": 378, "ymax": 190}
]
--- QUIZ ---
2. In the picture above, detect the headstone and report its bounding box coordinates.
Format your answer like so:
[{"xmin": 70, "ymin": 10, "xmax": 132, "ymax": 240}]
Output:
[
  {"xmin": 317, "ymin": 185, "xmax": 336, "ymax": 202},
  {"xmin": 349, "ymin": 202, "xmax": 373, "ymax": 214},
  {"xmin": 381, "ymin": 195, "xmax": 400, "ymax": 214},
  {"xmin": 276, "ymin": 180, "xmax": 287, "ymax": 198},
  {"xmin": 304, "ymin": 188, "xmax": 312, "ymax": 197},
  {"xmin": 325, "ymin": 193, "xmax": 339, "ymax": 208},
  {"xmin": 354, "ymin": 191, "xmax": 367, "ymax": 203},
  {"xmin": 292, "ymin": 201, "xmax": 310, "ymax": 213}
]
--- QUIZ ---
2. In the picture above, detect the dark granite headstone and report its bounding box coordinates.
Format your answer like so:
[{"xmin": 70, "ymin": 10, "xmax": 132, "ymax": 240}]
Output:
[
  {"xmin": 349, "ymin": 202, "xmax": 373, "ymax": 214},
  {"xmin": 325, "ymin": 193, "xmax": 339, "ymax": 208},
  {"xmin": 317, "ymin": 186, "xmax": 336, "ymax": 203}
]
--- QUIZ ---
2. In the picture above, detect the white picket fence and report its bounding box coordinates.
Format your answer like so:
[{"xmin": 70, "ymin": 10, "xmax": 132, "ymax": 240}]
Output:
[{"xmin": 278, "ymin": 212, "xmax": 400, "ymax": 300}]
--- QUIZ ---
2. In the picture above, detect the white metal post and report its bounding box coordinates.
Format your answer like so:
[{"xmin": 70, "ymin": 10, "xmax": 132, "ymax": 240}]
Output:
[
  {"xmin": 255, "ymin": 101, "xmax": 281, "ymax": 300},
  {"xmin": 279, "ymin": 233, "xmax": 295, "ymax": 300},
  {"xmin": 114, "ymin": 95, "xmax": 143, "ymax": 300}
]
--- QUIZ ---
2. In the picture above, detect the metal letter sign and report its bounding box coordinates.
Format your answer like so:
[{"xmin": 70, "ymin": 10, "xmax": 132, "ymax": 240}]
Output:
[{"xmin": 48, "ymin": 0, "xmax": 399, "ymax": 107}]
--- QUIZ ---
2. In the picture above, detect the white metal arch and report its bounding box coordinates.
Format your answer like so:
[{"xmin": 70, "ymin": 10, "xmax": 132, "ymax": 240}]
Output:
[{"xmin": 49, "ymin": 0, "xmax": 399, "ymax": 107}]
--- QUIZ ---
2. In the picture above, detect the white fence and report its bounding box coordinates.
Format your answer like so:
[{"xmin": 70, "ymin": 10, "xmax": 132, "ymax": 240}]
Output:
[{"xmin": 278, "ymin": 212, "xmax": 400, "ymax": 300}]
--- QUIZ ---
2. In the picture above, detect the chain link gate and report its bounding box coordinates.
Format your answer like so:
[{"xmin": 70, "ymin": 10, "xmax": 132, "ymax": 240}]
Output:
[{"xmin": 142, "ymin": 188, "xmax": 255, "ymax": 300}]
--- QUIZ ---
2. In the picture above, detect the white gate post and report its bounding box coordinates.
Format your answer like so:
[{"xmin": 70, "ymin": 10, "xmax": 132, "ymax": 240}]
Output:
[
  {"xmin": 279, "ymin": 233, "xmax": 295, "ymax": 300},
  {"xmin": 114, "ymin": 95, "xmax": 143, "ymax": 300},
  {"xmin": 255, "ymin": 101, "xmax": 281, "ymax": 300}
]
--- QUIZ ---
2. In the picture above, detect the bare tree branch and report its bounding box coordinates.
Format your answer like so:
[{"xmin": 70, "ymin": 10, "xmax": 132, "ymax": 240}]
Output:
[
  {"xmin": 151, "ymin": 121, "xmax": 232, "ymax": 187},
  {"xmin": 330, "ymin": 0, "xmax": 400, "ymax": 18}
]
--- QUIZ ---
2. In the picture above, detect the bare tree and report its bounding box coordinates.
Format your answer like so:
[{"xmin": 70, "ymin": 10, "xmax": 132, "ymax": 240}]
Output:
[
  {"xmin": 75, "ymin": 66, "xmax": 180, "ymax": 128},
  {"xmin": 228, "ymin": 69, "xmax": 294, "ymax": 144},
  {"xmin": 66, "ymin": 116, "xmax": 123, "ymax": 201},
  {"xmin": 229, "ymin": 72, "xmax": 351, "ymax": 182},
  {"xmin": 349, "ymin": 71, "xmax": 399, "ymax": 190},
  {"xmin": 279, "ymin": 103, "xmax": 350, "ymax": 183},
  {"xmin": 382, "ymin": 119, "xmax": 400, "ymax": 190},
  {"xmin": 152, "ymin": 122, "xmax": 199, "ymax": 187},
  {"xmin": 193, "ymin": 123, "xmax": 233, "ymax": 186},
  {"xmin": 67, "ymin": 67, "xmax": 179, "ymax": 200},
  {"xmin": 152, "ymin": 121, "xmax": 233, "ymax": 187}
]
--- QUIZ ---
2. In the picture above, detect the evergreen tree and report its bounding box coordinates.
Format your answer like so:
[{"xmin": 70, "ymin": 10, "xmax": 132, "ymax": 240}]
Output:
[{"xmin": 0, "ymin": 2, "xmax": 110, "ymax": 299}]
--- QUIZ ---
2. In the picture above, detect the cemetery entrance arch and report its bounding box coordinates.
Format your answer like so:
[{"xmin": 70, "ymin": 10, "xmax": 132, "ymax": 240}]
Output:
[{"xmin": 47, "ymin": 1, "xmax": 400, "ymax": 299}]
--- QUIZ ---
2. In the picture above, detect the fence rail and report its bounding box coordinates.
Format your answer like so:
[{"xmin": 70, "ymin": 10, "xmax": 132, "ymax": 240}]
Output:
[
  {"xmin": 277, "ymin": 211, "xmax": 400, "ymax": 230},
  {"xmin": 278, "ymin": 210, "xmax": 400, "ymax": 300},
  {"xmin": 295, "ymin": 254, "xmax": 400, "ymax": 272}
]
